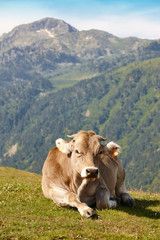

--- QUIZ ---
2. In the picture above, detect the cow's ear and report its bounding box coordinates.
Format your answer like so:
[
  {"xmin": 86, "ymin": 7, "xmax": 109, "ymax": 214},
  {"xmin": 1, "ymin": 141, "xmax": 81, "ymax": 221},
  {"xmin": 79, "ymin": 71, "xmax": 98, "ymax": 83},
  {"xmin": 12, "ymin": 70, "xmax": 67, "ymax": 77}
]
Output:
[
  {"xmin": 107, "ymin": 141, "xmax": 121, "ymax": 157},
  {"xmin": 56, "ymin": 138, "xmax": 71, "ymax": 154}
]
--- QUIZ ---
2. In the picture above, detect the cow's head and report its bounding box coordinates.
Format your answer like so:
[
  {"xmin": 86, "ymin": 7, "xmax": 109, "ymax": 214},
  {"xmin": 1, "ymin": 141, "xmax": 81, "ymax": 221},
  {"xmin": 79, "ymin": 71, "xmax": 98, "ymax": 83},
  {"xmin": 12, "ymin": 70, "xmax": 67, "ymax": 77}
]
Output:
[{"xmin": 56, "ymin": 131, "xmax": 106, "ymax": 181}]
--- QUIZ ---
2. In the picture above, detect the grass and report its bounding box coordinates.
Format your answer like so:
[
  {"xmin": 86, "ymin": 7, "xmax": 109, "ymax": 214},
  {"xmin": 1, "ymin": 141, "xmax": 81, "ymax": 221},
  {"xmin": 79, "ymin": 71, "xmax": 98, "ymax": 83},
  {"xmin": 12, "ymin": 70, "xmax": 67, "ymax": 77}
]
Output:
[{"xmin": 0, "ymin": 167, "xmax": 160, "ymax": 239}]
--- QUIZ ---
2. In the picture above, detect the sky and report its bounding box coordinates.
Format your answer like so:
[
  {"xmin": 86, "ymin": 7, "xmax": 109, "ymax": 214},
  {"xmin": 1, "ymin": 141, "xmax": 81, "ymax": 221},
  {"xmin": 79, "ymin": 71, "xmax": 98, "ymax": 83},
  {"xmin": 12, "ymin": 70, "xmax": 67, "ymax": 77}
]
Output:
[{"xmin": 0, "ymin": 0, "xmax": 160, "ymax": 39}]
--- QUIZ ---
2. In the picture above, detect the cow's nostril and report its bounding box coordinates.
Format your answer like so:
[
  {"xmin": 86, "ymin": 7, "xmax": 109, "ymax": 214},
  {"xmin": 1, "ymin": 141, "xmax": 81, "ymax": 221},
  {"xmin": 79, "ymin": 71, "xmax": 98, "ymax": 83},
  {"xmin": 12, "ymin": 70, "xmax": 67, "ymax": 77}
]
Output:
[
  {"xmin": 95, "ymin": 169, "xmax": 99, "ymax": 175},
  {"xmin": 86, "ymin": 169, "xmax": 90, "ymax": 174}
]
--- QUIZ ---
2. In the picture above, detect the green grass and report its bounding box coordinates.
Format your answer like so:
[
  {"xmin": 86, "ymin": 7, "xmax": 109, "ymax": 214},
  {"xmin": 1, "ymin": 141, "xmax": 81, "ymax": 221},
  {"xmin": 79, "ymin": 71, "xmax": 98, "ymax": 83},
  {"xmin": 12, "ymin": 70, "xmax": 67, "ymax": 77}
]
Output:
[{"xmin": 0, "ymin": 167, "xmax": 160, "ymax": 239}]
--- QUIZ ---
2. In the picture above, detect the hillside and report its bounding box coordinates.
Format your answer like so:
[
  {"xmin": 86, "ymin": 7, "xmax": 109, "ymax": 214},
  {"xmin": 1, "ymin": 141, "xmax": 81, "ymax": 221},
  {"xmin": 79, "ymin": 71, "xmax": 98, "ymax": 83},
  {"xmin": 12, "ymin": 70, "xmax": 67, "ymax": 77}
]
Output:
[
  {"xmin": 0, "ymin": 18, "xmax": 160, "ymax": 192},
  {"xmin": 0, "ymin": 167, "xmax": 160, "ymax": 239},
  {"xmin": 0, "ymin": 58, "xmax": 159, "ymax": 192}
]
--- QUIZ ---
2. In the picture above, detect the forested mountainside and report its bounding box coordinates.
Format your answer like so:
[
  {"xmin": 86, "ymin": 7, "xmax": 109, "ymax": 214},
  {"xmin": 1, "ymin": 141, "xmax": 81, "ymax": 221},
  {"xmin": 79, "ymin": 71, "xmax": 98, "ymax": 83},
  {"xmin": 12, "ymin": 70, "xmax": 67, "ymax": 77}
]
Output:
[{"xmin": 0, "ymin": 18, "xmax": 160, "ymax": 192}]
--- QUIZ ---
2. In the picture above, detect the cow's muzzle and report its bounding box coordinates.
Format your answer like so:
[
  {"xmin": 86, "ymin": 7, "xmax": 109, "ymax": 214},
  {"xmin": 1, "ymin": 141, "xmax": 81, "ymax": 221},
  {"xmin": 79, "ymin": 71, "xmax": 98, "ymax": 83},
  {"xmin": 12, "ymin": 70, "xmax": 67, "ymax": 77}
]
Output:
[{"xmin": 81, "ymin": 167, "xmax": 99, "ymax": 180}]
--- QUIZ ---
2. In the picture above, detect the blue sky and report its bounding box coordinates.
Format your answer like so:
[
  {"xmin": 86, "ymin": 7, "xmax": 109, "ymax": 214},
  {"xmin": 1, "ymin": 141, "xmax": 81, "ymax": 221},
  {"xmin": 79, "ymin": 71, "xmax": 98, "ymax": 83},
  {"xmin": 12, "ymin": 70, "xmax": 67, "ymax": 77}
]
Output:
[{"xmin": 0, "ymin": 0, "xmax": 160, "ymax": 39}]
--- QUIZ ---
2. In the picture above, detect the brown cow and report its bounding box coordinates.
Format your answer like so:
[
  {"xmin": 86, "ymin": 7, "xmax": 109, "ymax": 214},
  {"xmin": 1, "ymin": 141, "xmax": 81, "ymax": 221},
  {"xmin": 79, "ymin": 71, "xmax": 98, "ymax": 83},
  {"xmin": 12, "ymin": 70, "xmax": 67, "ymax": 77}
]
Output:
[{"xmin": 42, "ymin": 131, "xmax": 135, "ymax": 217}]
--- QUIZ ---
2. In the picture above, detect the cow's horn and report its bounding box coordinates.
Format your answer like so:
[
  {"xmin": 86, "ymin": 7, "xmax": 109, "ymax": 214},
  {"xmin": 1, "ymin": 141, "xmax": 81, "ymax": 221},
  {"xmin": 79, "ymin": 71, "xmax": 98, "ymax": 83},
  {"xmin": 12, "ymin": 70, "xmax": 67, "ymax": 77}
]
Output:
[
  {"xmin": 67, "ymin": 134, "xmax": 76, "ymax": 139},
  {"xmin": 96, "ymin": 135, "xmax": 107, "ymax": 142}
]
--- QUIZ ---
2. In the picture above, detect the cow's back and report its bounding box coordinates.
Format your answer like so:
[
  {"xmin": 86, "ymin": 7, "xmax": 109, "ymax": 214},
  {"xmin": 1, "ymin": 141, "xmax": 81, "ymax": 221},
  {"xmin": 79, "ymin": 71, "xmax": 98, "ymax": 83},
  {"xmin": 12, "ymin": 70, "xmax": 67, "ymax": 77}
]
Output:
[{"xmin": 42, "ymin": 147, "xmax": 62, "ymax": 177}]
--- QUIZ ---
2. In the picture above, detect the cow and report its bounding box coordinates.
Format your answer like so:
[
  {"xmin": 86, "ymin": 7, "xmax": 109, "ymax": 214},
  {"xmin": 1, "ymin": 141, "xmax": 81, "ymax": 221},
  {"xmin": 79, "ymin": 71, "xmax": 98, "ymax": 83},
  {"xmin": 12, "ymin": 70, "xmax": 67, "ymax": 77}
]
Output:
[{"xmin": 42, "ymin": 130, "xmax": 135, "ymax": 217}]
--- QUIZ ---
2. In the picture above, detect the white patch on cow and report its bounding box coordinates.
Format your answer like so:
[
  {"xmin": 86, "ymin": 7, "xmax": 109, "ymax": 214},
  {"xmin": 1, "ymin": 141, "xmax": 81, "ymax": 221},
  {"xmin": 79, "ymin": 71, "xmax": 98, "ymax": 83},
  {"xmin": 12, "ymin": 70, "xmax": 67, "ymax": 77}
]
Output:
[
  {"xmin": 81, "ymin": 167, "xmax": 99, "ymax": 178},
  {"xmin": 109, "ymin": 200, "xmax": 117, "ymax": 208}
]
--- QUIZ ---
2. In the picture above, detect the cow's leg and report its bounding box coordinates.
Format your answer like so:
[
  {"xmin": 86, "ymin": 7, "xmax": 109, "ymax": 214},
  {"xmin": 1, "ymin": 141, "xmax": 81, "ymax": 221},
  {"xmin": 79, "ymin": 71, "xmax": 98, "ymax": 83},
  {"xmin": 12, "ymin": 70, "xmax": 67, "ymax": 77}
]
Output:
[
  {"xmin": 49, "ymin": 186, "xmax": 95, "ymax": 218},
  {"xmin": 96, "ymin": 187, "xmax": 117, "ymax": 210},
  {"xmin": 116, "ymin": 168, "xmax": 135, "ymax": 207}
]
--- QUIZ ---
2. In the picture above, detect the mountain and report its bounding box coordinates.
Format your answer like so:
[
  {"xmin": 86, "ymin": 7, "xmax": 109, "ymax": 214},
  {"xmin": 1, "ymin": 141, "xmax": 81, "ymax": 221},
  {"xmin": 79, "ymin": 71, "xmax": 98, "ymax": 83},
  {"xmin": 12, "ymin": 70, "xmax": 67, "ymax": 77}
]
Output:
[
  {"xmin": 1, "ymin": 17, "xmax": 159, "ymax": 88},
  {"xmin": 0, "ymin": 18, "xmax": 160, "ymax": 192}
]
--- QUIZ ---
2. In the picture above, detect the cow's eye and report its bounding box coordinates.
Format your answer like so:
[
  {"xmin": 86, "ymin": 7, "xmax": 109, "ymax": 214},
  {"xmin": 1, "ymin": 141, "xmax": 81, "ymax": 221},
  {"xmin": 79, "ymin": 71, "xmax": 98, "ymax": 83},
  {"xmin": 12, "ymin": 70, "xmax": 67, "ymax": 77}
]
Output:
[
  {"xmin": 75, "ymin": 149, "xmax": 80, "ymax": 154},
  {"xmin": 98, "ymin": 149, "xmax": 103, "ymax": 155}
]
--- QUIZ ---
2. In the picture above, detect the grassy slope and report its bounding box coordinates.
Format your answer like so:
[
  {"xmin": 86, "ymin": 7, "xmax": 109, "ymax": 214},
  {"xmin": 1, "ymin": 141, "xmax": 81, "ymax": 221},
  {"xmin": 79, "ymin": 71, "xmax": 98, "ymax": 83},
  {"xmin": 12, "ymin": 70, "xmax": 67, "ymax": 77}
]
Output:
[{"xmin": 0, "ymin": 167, "xmax": 159, "ymax": 240}]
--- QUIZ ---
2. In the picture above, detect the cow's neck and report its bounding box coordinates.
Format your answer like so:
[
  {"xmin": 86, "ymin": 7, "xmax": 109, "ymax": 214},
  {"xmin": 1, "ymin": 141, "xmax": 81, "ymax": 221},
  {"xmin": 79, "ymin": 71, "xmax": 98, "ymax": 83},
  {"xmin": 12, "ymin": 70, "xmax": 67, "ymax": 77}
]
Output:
[{"xmin": 74, "ymin": 172, "xmax": 83, "ymax": 193}]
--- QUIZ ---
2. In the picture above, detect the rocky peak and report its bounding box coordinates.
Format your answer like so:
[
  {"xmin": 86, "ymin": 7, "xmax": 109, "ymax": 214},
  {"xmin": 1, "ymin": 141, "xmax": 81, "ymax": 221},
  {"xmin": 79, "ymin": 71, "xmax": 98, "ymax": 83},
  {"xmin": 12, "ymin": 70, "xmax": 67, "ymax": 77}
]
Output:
[
  {"xmin": 9, "ymin": 17, "xmax": 78, "ymax": 37},
  {"xmin": 29, "ymin": 18, "xmax": 78, "ymax": 33},
  {"xmin": 0, "ymin": 18, "xmax": 78, "ymax": 51}
]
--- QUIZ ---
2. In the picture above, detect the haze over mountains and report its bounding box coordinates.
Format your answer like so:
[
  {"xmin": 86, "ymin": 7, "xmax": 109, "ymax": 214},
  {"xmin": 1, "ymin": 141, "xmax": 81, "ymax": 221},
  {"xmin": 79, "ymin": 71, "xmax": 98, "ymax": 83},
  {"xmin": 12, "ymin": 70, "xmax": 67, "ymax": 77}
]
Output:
[{"xmin": 0, "ymin": 18, "xmax": 160, "ymax": 192}]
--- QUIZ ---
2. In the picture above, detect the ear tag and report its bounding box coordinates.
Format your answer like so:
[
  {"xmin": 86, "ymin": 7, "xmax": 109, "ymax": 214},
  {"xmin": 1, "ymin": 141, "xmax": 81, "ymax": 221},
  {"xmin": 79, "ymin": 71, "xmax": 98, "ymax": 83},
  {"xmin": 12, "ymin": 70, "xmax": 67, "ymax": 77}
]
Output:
[
  {"xmin": 59, "ymin": 147, "xmax": 64, "ymax": 153},
  {"xmin": 114, "ymin": 151, "xmax": 119, "ymax": 156}
]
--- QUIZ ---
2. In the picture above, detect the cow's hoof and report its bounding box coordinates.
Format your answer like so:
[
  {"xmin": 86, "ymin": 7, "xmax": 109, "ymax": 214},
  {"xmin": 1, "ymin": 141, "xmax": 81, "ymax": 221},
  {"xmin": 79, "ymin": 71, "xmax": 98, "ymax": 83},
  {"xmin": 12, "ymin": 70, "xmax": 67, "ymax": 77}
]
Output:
[
  {"xmin": 109, "ymin": 200, "xmax": 117, "ymax": 208},
  {"xmin": 121, "ymin": 193, "xmax": 136, "ymax": 207},
  {"xmin": 115, "ymin": 197, "xmax": 121, "ymax": 205},
  {"xmin": 80, "ymin": 206, "xmax": 95, "ymax": 218},
  {"xmin": 126, "ymin": 198, "xmax": 136, "ymax": 207}
]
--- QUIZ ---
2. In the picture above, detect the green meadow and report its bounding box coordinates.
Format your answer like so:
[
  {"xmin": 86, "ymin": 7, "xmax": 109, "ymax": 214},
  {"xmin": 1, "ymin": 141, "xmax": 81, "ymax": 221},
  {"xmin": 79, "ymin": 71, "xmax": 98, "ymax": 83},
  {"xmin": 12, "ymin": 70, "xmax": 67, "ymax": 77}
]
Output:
[{"xmin": 0, "ymin": 167, "xmax": 159, "ymax": 239}]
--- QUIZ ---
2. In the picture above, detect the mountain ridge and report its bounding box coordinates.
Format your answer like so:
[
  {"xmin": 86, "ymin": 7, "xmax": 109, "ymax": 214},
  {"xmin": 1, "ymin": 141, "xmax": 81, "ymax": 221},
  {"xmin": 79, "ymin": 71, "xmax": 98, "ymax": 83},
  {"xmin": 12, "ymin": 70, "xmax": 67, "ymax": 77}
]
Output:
[{"xmin": 0, "ymin": 17, "xmax": 150, "ymax": 57}]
